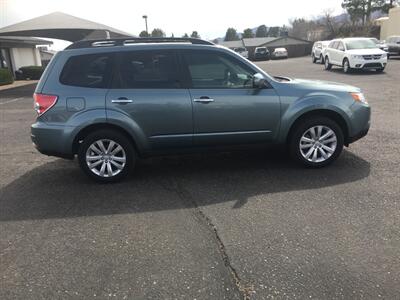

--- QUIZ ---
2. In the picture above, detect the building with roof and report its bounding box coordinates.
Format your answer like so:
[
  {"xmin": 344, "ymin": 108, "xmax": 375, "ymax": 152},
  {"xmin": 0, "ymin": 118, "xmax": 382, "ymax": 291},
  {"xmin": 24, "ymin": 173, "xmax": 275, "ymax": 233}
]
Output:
[
  {"xmin": 375, "ymin": 6, "xmax": 400, "ymax": 40},
  {"xmin": 219, "ymin": 36, "xmax": 312, "ymax": 59},
  {"xmin": 0, "ymin": 36, "xmax": 52, "ymax": 78}
]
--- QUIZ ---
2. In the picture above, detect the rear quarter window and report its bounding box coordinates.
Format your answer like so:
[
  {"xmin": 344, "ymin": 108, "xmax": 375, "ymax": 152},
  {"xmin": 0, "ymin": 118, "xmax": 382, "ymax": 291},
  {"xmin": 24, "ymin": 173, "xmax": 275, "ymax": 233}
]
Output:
[{"xmin": 59, "ymin": 53, "xmax": 113, "ymax": 88}]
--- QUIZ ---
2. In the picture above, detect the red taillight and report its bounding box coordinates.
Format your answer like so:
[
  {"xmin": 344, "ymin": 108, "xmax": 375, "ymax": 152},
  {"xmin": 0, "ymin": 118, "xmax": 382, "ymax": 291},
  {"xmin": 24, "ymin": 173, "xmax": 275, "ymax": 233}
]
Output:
[{"xmin": 33, "ymin": 93, "xmax": 58, "ymax": 116}]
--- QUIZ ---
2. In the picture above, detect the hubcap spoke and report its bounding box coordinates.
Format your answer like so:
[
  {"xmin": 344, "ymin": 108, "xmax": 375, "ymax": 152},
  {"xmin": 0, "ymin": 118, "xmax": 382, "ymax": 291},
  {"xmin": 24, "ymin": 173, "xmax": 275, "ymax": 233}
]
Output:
[
  {"xmin": 97, "ymin": 140, "xmax": 107, "ymax": 154},
  {"xmin": 110, "ymin": 160, "xmax": 123, "ymax": 170},
  {"xmin": 87, "ymin": 155, "xmax": 102, "ymax": 161},
  {"xmin": 88, "ymin": 160, "xmax": 102, "ymax": 169},
  {"xmin": 90, "ymin": 144, "xmax": 102, "ymax": 155},
  {"xmin": 107, "ymin": 141, "xmax": 115, "ymax": 154},
  {"xmin": 111, "ymin": 156, "xmax": 126, "ymax": 162}
]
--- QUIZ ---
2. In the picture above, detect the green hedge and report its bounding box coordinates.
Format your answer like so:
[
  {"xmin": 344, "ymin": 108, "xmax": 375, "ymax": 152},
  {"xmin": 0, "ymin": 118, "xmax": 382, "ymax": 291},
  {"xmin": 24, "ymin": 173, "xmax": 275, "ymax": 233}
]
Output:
[
  {"xmin": 18, "ymin": 66, "xmax": 45, "ymax": 80},
  {"xmin": 0, "ymin": 68, "xmax": 14, "ymax": 86}
]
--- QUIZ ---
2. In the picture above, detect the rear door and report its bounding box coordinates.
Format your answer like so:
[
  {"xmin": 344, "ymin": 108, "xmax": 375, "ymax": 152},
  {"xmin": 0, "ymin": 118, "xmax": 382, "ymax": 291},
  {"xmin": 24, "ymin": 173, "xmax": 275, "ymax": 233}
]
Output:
[
  {"xmin": 182, "ymin": 49, "xmax": 280, "ymax": 146},
  {"xmin": 106, "ymin": 49, "xmax": 193, "ymax": 150}
]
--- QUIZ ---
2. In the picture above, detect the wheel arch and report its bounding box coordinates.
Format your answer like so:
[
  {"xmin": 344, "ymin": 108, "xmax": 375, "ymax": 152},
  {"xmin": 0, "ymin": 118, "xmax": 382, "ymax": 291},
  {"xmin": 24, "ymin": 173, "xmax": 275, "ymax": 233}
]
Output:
[
  {"xmin": 285, "ymin": 109, "xmax": 350, "ymax": 146},
  {"xmin": 72, "ymin": 123, "xmax": 141, "ymax": 156}
]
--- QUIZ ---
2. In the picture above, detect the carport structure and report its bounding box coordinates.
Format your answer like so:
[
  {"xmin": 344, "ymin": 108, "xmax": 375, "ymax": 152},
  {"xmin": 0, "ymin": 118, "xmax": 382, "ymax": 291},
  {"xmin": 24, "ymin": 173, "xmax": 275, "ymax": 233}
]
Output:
[{"xmin": 0, "ymin": 12, "xmax": 133, "ymax": 42}]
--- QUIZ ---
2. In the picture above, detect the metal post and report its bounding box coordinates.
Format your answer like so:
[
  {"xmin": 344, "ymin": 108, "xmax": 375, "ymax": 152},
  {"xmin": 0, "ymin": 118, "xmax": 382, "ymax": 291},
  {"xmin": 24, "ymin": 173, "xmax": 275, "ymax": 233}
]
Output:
[{"xmin": 142, "ymin": 15, "xmax": 148, "ymax": 35}]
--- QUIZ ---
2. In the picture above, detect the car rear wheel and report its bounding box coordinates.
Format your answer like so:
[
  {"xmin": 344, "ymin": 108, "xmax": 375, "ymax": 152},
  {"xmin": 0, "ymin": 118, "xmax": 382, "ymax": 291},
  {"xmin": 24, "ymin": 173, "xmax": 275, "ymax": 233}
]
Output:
[
  {"xmin": 289, "ymin": 117, "xmax": 344, "ymax": 168},
  {"xmin": 324, "ymin": 57, "xmax": 332, "ymax": 70},
  {"xmin": 312, "ymin": 53, "xmax": 317, "ymax": 63},
  {"xmin": 343, "ymin": 58, "xmax": 351, "ymax": 73},
  {"xmin": 78, "ymin": 129, "xmax": 135, "ymax": 183}
]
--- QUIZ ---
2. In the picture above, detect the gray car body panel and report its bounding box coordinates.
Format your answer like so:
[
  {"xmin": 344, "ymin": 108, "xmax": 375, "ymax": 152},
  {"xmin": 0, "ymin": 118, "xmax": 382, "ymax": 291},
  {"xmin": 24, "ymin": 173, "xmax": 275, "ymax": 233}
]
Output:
[{"xmin": 31, "ymin": 43, "xmax": 371, "ymax": 158}]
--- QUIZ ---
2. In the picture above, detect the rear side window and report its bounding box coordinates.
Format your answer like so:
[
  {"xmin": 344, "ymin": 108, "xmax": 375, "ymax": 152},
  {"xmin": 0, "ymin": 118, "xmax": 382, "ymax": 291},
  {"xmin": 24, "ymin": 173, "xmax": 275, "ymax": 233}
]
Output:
[
  {"xmin": 60, "ymin": 53, "xmax": 112, "ymax": 88},
  {"xmin": 116, "ymin": 50, "xmax": 181, "ymax": 89}
]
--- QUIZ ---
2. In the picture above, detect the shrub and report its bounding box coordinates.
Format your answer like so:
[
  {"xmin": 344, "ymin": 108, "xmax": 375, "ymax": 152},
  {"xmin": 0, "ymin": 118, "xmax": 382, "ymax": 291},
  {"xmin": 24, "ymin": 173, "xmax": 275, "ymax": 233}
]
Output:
[
  {"xmin": 0, "ymin": 68, "xmax": 14, "ymax": 86},
  {"xmin": 18, "ymin": 65, "xmax": 45, "ymax": 80}
]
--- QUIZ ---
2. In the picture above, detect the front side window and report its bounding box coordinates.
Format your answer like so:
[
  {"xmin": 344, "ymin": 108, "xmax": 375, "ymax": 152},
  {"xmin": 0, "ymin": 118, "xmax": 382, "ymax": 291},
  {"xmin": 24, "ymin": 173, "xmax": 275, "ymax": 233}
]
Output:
[
  {"xmin": 183, "ymin": 51, "xmax": 256, "ymax": 89},
  {"xmin": 117, "ymin": 50, "xmax": 181, "ymax": 89},
  {"xmin": 60, "ymin": 53, "xmax": 112, "ymax": 88},
  {"xmin": 337, "ymin": 42, "xmax": 345, "ymax": 51}
]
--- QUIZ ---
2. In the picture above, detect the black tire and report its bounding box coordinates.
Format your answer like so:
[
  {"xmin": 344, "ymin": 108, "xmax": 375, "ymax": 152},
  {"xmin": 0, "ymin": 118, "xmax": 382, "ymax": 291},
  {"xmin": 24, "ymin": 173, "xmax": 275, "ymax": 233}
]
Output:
[
  {"xmin": 343, "ymin": 58, "xmax": 351, "ymax": 73},
  {"xmin": 78, "ymin": 129, "xmax": 136, "ymax": 183},
  {"xmin": 319, "ymin": 54, "xmax": 324, "ymax": 64},
  {"xmin": 312, "ymin": 53, "xmax": 317, "ymax": 63},
  {"xmin": 324, "ymin": 56, "xmax": 332, "ymax": 70},
  {"xmin": 289, "ymin": 117, "xmax": 344, "ymax": 168}
]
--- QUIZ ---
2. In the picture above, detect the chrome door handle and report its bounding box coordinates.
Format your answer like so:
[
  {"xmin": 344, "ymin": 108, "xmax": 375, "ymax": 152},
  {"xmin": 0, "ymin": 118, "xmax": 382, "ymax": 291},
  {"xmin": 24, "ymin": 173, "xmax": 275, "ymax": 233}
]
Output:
[
  {"xmin": 193, "ymin": 98, "xmax": 214, "ymax": 103},
  {"xmin": 111, "ymin": 99, "xmax": 133, "ymax": 104}
]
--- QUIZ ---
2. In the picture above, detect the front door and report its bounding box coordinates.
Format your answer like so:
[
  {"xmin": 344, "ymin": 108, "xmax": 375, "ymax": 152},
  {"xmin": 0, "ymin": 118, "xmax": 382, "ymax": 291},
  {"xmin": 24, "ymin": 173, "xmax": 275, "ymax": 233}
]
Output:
[
  {"xmin": 182, "ymin": 50, "xmax": 280, "ymax": 146},
  {"xmin": 106, "ymin": 49, "xmax": 193, "ymax": 150}
]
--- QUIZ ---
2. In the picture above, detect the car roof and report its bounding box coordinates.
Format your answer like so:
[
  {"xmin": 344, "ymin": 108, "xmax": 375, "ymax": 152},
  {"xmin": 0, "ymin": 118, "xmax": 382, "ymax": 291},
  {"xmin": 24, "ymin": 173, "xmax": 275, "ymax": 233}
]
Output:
[{"xmin": 62, "ymin": 42, "xmax": 226, "ymax": 55}]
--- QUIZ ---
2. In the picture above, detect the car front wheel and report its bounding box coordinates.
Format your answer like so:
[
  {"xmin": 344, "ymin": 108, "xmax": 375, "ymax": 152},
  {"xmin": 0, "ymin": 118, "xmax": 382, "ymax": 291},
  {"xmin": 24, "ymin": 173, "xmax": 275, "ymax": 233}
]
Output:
[
  {"xmin": 312, "ymin": 53, "xmax": 317, "ymax": 63},
  {"xmin": 78, "ymin": 129, "xmax": 135, "ymax": 182},
  {"xmin": 324, "ymin": 57, "xmax": 332, "ymax": 70},
  {"xmin": 289, "ymin": 117, "xmax": 344, "ymax": 168},
  {"xmin": 343, "ymin": 58, "xmax": 352, "ymax": 73}
]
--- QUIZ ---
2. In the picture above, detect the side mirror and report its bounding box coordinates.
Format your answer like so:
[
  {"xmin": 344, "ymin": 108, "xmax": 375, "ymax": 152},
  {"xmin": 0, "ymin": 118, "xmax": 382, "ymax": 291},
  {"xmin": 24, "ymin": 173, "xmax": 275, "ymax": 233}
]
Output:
[{"xmin": 253, "ymin": 73, "xmax": 269, "ymax": 89}]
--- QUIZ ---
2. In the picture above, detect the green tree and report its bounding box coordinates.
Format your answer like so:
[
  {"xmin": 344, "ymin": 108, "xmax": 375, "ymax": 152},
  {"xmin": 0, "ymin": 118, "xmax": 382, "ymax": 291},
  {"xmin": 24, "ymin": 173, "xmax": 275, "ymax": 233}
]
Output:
[
  {"xmin": 242, "ymin": 28, "xmax": 254, "ymax": 38},
  {"xmin": 151, "ymin": 28, "xmax": 165, "ymax": 37},
  {"xmin": 255, "ymin": 25, "xmax": 268, "ymax": 37},
  {"xmin": 267, "ymin": 26, "xmax": 280, "ymax": 37},
  {"xmin": 224, "ymin": 28, "xmax": 239, "ymax": 41},
  {"xmin": 341, "ymin": 0, "xmax": 390, "ymax": 25},
  {"xmin": 190, "ymin": 31, "xmax": 200, "ymax": 38},
  {"xmin": 139, "ymin": 30, "xmax": 150, "ymax": 37}
]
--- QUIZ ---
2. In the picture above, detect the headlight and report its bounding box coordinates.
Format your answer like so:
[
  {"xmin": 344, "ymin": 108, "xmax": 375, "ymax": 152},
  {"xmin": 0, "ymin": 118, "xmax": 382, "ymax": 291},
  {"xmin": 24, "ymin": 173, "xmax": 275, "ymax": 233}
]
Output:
[
  {"xmin": 351, "ymin": 55, "xmax": 363, "ymax": 59},
  {"xmin": 350, "ymin": 92, "xmax": 368, "ymax": 104}
]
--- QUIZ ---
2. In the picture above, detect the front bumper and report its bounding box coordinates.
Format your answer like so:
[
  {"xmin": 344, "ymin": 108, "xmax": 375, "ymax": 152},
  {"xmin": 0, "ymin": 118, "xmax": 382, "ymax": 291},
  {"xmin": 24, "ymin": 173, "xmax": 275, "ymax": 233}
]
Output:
[
  {"xmin": 349, "ymin": 57, "xmax": 387, "ymax": 69},
  {"xmin": 347, "ymin": 101, "xmax": 371, "ymax": 145}
]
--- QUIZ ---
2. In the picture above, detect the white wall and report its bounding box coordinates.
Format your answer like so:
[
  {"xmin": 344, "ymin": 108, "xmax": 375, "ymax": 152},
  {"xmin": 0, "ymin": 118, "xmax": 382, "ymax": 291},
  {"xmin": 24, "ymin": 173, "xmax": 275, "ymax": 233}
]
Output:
[{"xmin": 10, "ymin": 47, "xmax": 42, "ymax": 72}]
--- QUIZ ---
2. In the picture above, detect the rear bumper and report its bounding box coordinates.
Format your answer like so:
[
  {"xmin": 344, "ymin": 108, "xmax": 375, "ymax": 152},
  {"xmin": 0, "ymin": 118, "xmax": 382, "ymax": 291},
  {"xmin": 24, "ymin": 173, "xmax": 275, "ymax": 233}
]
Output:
[{"xmin": 31, "ymin": 121, "xmax": 74, "ymax": 159}]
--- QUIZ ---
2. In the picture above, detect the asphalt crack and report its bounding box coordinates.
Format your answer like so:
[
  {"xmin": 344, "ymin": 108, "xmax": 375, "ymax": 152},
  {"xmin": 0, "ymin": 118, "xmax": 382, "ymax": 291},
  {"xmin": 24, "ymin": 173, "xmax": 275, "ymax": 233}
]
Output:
[{"xmin": 160, "ymin": 177, "xmax": 254, "ymax": 300}]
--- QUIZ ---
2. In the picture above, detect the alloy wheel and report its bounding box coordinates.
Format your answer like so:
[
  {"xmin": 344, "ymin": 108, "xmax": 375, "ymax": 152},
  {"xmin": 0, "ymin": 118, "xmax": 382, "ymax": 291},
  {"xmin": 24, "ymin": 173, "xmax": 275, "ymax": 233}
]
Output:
[
  {"xmin": 299, "ymin": 125, "xmax": 337, "ymax": 163},
  {"xmin": 85, "ymin": 139, "xmax": 126, "ymax": 177}
]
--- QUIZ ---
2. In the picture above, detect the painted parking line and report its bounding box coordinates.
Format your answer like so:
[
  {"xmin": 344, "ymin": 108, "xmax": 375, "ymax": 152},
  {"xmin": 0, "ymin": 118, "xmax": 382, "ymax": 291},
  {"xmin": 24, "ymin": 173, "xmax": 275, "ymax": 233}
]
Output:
[{"xmin": 0, "ymin": 97, "xmax": 27, "ymax": 105}]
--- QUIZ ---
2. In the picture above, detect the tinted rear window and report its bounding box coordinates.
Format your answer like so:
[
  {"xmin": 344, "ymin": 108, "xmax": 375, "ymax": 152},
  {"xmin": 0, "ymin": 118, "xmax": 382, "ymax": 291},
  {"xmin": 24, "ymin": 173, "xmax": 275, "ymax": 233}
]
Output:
[
  {"xmin": 117, "ymin": 50, "xmax": 181, "ymax": 89},
  {"xmin": 60, "ymin": 53, "xmax": 112, "ymax": 88}
]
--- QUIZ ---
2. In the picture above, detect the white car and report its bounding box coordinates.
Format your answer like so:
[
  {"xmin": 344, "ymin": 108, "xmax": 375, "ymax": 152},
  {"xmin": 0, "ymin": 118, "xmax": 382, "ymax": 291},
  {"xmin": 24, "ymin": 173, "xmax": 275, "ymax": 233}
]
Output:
[
  {"xmin": 272, "ymin": 47, "xmax": 288, "ymax": 59},
  {"xmin": 311, "ymin": 40, "xmax": 330, "ymax": 64},
  {"xmin": 233, "ymin": 47, "xmax": 249, "ymax": 59},
  {"xmin": 324, "ymin": 38, "xmax": 387, "ymax": 73}
]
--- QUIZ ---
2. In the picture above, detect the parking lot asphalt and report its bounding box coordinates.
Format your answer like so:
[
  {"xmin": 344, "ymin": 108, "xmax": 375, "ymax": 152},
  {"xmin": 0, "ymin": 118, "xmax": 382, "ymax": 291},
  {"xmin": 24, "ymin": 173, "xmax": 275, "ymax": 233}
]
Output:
[{"xmin": 1, "ymin": 57, "xmax": 399, "ymax": 299}]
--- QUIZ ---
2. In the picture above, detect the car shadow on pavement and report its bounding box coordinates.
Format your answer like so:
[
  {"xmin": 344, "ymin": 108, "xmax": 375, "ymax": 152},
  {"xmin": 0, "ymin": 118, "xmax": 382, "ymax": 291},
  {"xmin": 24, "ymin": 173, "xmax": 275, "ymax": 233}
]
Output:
[{"xmin": 0, "ymin": 149, "xmax": 370, "ymax": 222}]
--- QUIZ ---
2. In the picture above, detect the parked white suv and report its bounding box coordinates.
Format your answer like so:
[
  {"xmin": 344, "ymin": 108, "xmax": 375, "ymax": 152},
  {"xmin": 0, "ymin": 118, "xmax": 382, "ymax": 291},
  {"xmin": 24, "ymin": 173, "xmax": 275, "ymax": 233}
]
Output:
[
  {"xmin": 324, "ymin": 38, "xmax": 387, "ymax": 73},
  {"xmin": 311, "ymin": 40, "xmax": 330, "ymax": 64},
  {"xmin": 233, "ymin": 47, "xmax": 249, "ymax": 59}
]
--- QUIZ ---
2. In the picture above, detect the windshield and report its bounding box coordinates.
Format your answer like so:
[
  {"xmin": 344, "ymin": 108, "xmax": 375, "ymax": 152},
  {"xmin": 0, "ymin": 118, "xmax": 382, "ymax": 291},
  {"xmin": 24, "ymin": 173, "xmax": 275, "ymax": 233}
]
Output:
[
  {"xmin": 256, "ymin": 48, "xmax": 266, "ymax": 53},
  {"xmin": 345, "ymin": 39, "xmax": 378, "ymax": 50}
]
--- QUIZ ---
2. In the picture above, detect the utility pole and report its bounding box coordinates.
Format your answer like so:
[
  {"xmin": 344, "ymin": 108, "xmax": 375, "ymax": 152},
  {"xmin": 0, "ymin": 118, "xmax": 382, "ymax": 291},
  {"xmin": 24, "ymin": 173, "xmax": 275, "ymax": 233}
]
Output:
[{"xmin": 142, "ymin": 15, "xmax": 148, "ymax": 35}]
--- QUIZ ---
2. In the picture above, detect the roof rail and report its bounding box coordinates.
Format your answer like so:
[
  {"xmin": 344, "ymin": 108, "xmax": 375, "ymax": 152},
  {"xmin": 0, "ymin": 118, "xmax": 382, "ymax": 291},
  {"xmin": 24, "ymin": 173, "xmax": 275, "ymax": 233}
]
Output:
[{"xmin": 66, "ymin": 37, "xmax": 214, "ymax": 49}]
